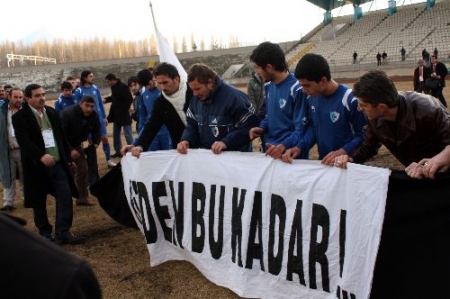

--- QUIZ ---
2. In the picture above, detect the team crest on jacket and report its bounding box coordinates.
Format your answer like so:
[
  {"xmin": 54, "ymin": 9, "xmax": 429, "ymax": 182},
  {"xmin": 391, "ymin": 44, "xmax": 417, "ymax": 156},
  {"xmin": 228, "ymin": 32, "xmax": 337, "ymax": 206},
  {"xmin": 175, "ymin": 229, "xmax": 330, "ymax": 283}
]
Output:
[
  {"xmin": 279, "ymin": 98, "xmax": 287, "ymax": 108},
  {"xmin": 330, "ymin": 111, "xmax": 340, "ymax": 123},
  {"xmin": 211, "ymin": 118, "xmax": 219, "ymax": 137}
]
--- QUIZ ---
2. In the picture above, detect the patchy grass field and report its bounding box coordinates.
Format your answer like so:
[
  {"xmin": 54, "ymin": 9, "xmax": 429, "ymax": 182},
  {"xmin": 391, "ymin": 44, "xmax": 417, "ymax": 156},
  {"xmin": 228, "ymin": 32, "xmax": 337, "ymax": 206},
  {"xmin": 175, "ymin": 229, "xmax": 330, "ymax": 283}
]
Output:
[{"xmin": 1, "ymin": 81, "xmax": 448, "ymax": 298}]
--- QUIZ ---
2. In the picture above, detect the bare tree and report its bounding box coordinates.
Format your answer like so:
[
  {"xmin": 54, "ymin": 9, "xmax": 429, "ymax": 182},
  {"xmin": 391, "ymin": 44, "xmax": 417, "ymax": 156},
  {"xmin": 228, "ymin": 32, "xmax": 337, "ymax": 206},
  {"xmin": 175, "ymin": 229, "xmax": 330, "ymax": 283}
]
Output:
[
  {"xmin": 190, "ymin": 33, "xmax": 197, "ymax": 52},
  {"xmin": 181, "ymin": 36, "xmax": 187, "ymax": 53},
  {"xmin": 173, "ymin": 36, "xmax": 179, "ymax": 53}
]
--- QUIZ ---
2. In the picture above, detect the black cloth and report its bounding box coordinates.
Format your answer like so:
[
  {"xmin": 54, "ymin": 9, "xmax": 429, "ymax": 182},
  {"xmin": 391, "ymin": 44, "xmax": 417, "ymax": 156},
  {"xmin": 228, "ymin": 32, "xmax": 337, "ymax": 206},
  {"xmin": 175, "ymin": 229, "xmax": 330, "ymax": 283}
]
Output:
[
  {"xmin": 107, "ymin": 79, "xmax": 133, "ymax": 126},
  {"xmin": 12, "ymin": 103, "xmax": 79, "ymax": 208},
  {"xmin": 370, "ymin": 171, "xmax": 450, "ymax": 299},
  {"xmin": 60, "ymin": 104, "xmax": 101, "ymax": 150},
  {"xmin": 0, "ymin": 214, "xmax": 102, "ymax": 299},
  {"xmin": 85, "ymin": 144, "xmax": 100, "ymax": 186},
  {"xmin": 89, "ymin": 162, "xmax": 137, "ymax": 228},
  {"xmin": 136, "ymin": 88, "xmax": 192, "ymax": 150}
]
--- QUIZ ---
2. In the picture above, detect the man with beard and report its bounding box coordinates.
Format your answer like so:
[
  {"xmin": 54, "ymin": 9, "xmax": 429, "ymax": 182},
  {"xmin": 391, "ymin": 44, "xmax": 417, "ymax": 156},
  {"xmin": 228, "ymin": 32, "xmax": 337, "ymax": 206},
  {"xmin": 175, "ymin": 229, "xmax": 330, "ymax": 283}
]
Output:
[
  {"xmin": 121, "ymin": 62, "xmax": 192, "ymax": 157},
  {"xmin": 177, "ymin": 63, "xmax": 259, "ymax": 154},
  {"xmin": 249, "ymin": 41, "xmax": 308, "ymax": 159},
  {"xmin": 0, "ymin": 88, "xmax": 24, "ymax": 211}
]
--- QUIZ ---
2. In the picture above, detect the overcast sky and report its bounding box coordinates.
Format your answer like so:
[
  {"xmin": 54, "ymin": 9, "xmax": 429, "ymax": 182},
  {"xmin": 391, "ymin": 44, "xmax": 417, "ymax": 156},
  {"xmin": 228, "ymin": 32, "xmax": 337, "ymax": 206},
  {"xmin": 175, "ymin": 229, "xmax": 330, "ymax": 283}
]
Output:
[{"xmin": 1, "ymin": 0, "xmax": 426, "ymax": 47}]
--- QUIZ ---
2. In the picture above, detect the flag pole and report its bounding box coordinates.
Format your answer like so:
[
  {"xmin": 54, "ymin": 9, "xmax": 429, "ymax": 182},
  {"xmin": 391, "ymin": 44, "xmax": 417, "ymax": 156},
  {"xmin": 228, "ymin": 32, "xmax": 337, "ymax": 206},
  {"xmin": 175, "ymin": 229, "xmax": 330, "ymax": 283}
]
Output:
[
  {"xmin": 148, "ymin": 0, "xmax": 188, "ymax": 81},
  {"xmin": 149, "ymin": 2, "xmax": 158, "ymax": 32}
]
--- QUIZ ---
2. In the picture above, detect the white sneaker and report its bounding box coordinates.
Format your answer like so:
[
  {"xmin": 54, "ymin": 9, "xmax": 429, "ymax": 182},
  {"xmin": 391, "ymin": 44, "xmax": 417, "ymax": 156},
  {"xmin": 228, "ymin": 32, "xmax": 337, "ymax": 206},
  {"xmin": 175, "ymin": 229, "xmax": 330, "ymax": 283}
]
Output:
[{"xmin": 107, "ymin": 160, "xmax": 116, "ymax": 168}]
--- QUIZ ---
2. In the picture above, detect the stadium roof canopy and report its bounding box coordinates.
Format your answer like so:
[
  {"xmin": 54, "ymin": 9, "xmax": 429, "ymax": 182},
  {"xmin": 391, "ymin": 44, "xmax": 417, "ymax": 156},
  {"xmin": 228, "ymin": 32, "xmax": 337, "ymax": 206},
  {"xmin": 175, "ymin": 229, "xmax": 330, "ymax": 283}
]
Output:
[{"xmin": 305, "ymin": 0, "xmax": 372, "ymax": 11}]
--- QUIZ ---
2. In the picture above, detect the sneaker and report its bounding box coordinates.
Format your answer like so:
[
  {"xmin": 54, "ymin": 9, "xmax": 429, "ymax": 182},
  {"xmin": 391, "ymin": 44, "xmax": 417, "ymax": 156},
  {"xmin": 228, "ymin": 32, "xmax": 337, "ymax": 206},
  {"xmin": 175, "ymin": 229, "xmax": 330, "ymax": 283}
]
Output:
[
  {"xmin": 111, "ymin": 153, "xmax": 123, "ymax": 158},
  {"xmin": 107, "ymin": 160, "xmax": 116, "ymax": 168},
  {"xmin": 0, "ymin": 205, "xmax": 15, "ymax": 212}
]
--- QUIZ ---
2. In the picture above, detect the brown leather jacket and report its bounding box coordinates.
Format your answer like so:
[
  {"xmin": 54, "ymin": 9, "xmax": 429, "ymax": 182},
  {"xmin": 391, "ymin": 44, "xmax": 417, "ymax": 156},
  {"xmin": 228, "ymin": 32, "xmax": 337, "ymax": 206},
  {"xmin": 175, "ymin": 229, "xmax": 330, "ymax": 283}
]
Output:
[{"xmin": 352, "ymin": 92, "xmax": 450, "ymax": 166}]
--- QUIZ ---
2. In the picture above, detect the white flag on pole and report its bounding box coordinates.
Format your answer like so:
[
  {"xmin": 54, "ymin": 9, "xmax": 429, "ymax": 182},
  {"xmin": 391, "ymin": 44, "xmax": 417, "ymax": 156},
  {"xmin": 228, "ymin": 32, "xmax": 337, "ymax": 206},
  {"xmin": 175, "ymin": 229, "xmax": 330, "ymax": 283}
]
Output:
[{"xmin": 155, "ymin": 29, "xmax": 187, "ymax": 82}]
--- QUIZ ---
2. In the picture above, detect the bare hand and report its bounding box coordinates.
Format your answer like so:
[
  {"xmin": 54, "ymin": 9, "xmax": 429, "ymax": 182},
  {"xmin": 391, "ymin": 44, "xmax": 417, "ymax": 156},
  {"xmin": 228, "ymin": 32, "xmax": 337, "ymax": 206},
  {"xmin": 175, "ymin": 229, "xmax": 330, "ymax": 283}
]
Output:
[
  {"xmin": 177, "ymin": 141, "xmax": 189, "ymax": 154},
  {"xmin": 405, "ymin": 162, "xmax": 424, "ymax": 179},
  {"xmin": 70, "ymin": 149, "xmax": 80, "ymax": 160},
  {"xmin": 211, "ymin": 141, "xmax": 227, "ymax": 154},
  {"xmin": 40, "ymin": 154, "xmax": 56, "ymax": 167},
  {"xmin": 131, "ymin": 146, "xmax": 144, "ymax": 158},
  {"xmin": 322, "ymin": 149, "xmax": 347, "ymax": 166},
  {"xmin": 281, "ymin": 147, "xmax": 301, "ymax": 163},
  {"xmin": 332, "ymin": 155, "xmax": 352, "ymax": 169},
  {"xmin": 121, "ymin": 145, "xmax": 134, "ymax": 156},
  {"xmin": 249, "ymin": 127, "xmax": 264, "ymax": 140},
  {"xmin": 265, "ymin": 143, "xmax": 286, "ymax": 160},
  {"xmin": 418, "ymin": 157, "xmax": 450, "ymax": 179}
]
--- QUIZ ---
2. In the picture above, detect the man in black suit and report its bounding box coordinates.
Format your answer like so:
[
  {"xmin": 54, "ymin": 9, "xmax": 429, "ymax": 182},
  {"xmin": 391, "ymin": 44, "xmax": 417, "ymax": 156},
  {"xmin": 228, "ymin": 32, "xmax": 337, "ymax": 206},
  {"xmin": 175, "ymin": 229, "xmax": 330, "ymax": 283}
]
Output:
[
  {"xmin": 12, "ymin": 84, "xmax": 83, "ymax": 245},
  {"xmin": 430, "ymin": 55, "xmax": 448, "ymax": 107},
  {"xmin": 413, "ymin": 59, "xmax": 431, "ymax": 93},
  {"xmin": 105, "ymin": 73, "xmax": 134, "ymax": 158}
]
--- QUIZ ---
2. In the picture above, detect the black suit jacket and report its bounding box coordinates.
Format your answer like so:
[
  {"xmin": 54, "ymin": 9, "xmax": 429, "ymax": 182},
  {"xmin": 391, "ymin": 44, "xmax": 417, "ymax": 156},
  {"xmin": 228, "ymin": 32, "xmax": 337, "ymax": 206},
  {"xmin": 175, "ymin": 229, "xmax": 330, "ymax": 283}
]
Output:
[
  {"xmin": 108, "ymin": 79, "xmax": 133, "ymax": 126},
  {"xmin": 136, "ymin": 88, "xmax": 192, "ymax": 150},
  {"xmin": 432, "ymin": 62, "xmax": 448, "ymax": 87},
  {"xmin": 12, "ymin": 103, "xmax": 78, "ymax": 208},
  {"xmin": 413, "ymin": 66, "xmax": 431, "ymax": 91}
]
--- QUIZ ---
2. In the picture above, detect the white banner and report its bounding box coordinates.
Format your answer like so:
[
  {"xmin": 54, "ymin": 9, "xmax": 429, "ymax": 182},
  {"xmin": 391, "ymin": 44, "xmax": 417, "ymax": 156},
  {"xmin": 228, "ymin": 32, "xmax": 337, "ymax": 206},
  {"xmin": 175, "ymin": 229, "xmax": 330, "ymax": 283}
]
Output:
[{"xmin": 122, "ymin": 150, "xmax": 390, "ymax": 299}]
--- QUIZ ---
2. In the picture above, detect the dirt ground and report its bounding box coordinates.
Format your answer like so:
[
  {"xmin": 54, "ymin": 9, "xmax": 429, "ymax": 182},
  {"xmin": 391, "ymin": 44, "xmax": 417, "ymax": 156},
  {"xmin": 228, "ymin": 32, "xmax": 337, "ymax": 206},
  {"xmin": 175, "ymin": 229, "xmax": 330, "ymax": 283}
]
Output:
[{"xmin": 1, "ymin": 82, "xmax": 449, "ymax": 298}]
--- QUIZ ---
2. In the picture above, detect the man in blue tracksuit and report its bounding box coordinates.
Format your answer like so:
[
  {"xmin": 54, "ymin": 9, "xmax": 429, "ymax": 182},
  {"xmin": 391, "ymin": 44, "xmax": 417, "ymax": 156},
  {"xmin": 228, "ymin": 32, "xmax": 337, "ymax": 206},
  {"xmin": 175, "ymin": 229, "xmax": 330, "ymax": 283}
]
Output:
[
  {"xmin": 249, "ymin": 41, "xmax": 308, "ymax": 159},
  {"xmin": 177, "ymin": 63, "xmax": 259, "ymax": 154},
  {"xmin": 74, "ymin": 70, "xmax": 115, "ymax": 168},
  {"xmin": 282, "ymin": 53, "xmax": 367, "ymax": 165},
  {"xmin": 54, "ymin": 81, "xmax": 76, "ymax": 114}
]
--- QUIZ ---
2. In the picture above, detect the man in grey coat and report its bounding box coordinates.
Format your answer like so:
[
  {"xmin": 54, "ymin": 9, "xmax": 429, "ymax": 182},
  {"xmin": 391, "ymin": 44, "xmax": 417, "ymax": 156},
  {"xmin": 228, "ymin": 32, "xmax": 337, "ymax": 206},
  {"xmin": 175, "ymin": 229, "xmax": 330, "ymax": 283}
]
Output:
[{"xmin": 0, "ymin": 88, "xmax": 24, "ymax": 211}]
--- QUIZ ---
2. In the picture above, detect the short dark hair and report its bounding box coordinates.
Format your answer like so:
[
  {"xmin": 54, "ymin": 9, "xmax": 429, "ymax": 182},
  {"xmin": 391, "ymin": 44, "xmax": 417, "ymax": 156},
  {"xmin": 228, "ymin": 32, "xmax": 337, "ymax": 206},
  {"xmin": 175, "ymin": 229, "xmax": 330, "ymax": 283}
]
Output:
[
  {"xmin": 66, "ymin": 75, "xmax": 76, "ymax": 81},
  {"xmin": 295, "ymin": 53, "xmax": 331, "ymax": 82},
  {"xmin": 153, "ymin": 62, "xmax": 180, "ymax": 80},
  {"xmin": 61, "ymin": 81, "xmax": 73, "ymax": 91},
  {"xmin": 187, "ymin": 63, "xmax": 217, "ymax": 84},
  {"xmin": 105, "ymin": 73, "xmax": 117, "ymax": 81},
  {"xmin": 353, "ymin": 70, "xmax": 398, "ymax": 108},
  {"xmin": 80, "ymin": 94, "xmax": 95, "ymax": 104},
  {"xmin": 24, "ymin": 84, "xmax": 42, "ymax": 98},
  {"xmin": 250, "ymin": 42, "xmax": 288, "ymax": 72},
  {"xmin": 127, "ymin": 76, "xmax": 139, "ymax": 87},
  {"xmin": 137, "ymin": 69, "xmax": 153, "ymax": 86},
  {"xmin": 4, "ymin": 84, "xmax": 12, "ymax": 90}
]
